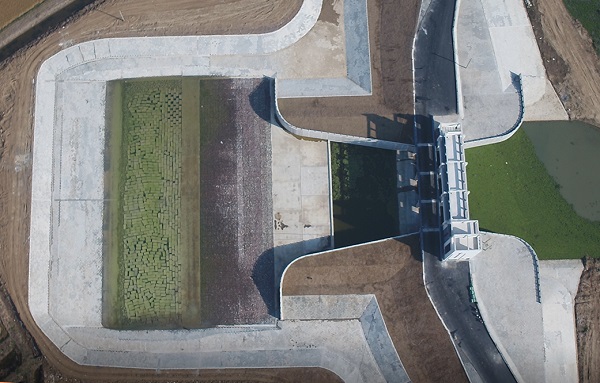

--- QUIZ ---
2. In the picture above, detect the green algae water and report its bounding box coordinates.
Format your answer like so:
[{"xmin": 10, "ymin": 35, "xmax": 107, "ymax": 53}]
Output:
[
  {"xmin": 466, "ymin": 125, "xmax": 600, "ymax": 259},
  {"xmin": 103, "ymin": 78, "xmax": 202, "ymax": 329},
  {"xmin": 523, "ymin": 120, "xmax": 600, "ymax": 222}
]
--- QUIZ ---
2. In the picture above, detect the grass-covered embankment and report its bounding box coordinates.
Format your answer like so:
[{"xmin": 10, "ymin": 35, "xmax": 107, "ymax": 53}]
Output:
[
  {"xmin": 466, "ymin": 129, "xmax": 600, "ymax": 259},
  {"xmin": 331, "ymin": 142, "xmax": 399, "ymax": 248},
  {"xmin": 563, "ymin": 0, "xmax": 600, "ymax": 54}
]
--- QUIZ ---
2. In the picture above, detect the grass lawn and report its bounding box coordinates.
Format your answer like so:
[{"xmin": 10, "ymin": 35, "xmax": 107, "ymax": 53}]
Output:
[
  {"xmin": 563, "ymin": 0, "xmax": 600, "ymax": 55},
  {"xmin": 466, "ymin": 129, "xmax": 600, "ymax": 260}
]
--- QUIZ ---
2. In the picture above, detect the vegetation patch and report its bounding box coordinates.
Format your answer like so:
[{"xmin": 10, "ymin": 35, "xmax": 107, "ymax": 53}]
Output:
[
  {"xmin": 104, "ymin": 79, "xmax": 202, "ymax": 329},
  {"xmin": 563, "ymin": 0, "xmax": 600, "ymax": 55},
  {"xmin": 331, "ymin": 142, "xmax": 399, "ymax": 247},
  {"xmin": 466, "ymin": 129, "xmax": 600, "ymax": 259}
]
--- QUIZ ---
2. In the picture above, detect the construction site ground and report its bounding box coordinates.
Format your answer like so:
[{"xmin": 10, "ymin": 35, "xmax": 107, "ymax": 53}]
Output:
[
  {"xmin": 1, "ymin": 0, "xmax": 600, "ymax": 381},
  {"xmin": 0, "ymin": 0, "xmax": 438, "ymax": 381},
  {"xmin": 526, "ymin": 0, "xmax": 600, "ymax": 127},
  {"xmin": 282, "ymin": 236, "xmax": 468, "ymax": 383},
  {"xmin": 575, "ymin": 257, "xmax": 600, "ymax": 383}
]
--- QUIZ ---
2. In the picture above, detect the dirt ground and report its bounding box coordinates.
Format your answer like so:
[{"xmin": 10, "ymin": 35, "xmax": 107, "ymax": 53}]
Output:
[
  {"xmin": 575, "ymin": 257, "xmax": 600, "ymax": 383},
  {"xmin": 282, "ymin": 236, "xmax": 469, "ymax": 383},
  {"xmin": 0, "ymin": 280, "xmax": 42, "ymax": 383},
  {"xmin": 0, "ymin": 0, "xmax": 45, "ymax": 30},
  {"xmin": 278, "ymin": 0, "xmax": 419, "ymax": 144},
  {"xmin": 526, "ymin": 0, "xmax": 600, "ymax": 127}
]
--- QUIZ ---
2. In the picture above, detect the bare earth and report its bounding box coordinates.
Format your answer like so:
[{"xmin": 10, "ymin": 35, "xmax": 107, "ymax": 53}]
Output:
[
  {"xmin": 527, "ymin": 0, "xmax": 600, "ymax": 127},
  {"xmin": 282, "ymin": 236, "xmax": 469, "ymax": 383},
  {"xmin": 575, "ymin": 258, "xmax": 600, "ymax": 383},
  {"xmin": 0, "ymin": 0, "xmax": 45, "ymax": 30},
  {"xmin": 0, "ymin": 280, "xmax": 42, "ymax": 382}
]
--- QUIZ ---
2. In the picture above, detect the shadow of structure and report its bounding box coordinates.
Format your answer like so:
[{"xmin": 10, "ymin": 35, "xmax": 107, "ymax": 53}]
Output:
[
  {"xmin": 254, "ymin": 236, "xmax": 333, "ymax": 317},
  {"xmin": 248, "ymin": 77, "xmax": 274, "ymax": 124},
  {"xmin": 251, "ymin": 248, "xmax": 276, "ymax": 317},
  {"xmin": 364, "ymin": 113, "xmax": 415, "ymax": 144}
]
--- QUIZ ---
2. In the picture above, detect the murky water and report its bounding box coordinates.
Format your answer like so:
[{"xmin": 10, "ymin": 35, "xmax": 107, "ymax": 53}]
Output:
[{"xmin": 523, "ymin": 120, "xmax": 600, "ymax": 221}]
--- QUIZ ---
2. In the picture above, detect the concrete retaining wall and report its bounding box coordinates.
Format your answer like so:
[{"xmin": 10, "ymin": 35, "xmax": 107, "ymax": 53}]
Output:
[
  {"xmin": 463, "ymin": 74, "xmax": 524, "ymax": 148},
  {"xmin": 274, "ymin": 78, "xmax": 415, "ymax": 151}
]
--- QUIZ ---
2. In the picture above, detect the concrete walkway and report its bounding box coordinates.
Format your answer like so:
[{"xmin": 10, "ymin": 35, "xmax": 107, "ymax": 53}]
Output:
[
  {"xmin": 470, "ymin": 233, "xmax": 545, "ymax": 383},
  {"xmin": 470, "ymin": 233, "xmax": 582, "ymax": 383},
  {"xmin": 271, "ymin": 125, "xmax": 332, "ymax": 296},
  {"xmin": 539, "ymin": 260, "xmax": 583, "ymax": 383},
  {"xmin": 456, "ymin": 0, "xmax": 567, "ymax": 145}
]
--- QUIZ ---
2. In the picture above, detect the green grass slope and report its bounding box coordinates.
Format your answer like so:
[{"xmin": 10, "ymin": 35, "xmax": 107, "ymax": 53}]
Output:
[
  {"xmin": 466, "ymin": 129, "xmax": 600, "ymax": 259},
  {"xmin": 563, "ymin": 0, "xmax": 600, "ymax": 55}
]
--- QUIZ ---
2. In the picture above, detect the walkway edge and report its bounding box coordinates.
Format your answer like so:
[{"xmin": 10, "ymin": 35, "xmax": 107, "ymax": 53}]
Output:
[
  {"xmin": 470, "ymin": 232, "xmax": 542, "ymax": 383},
  {"xmin": 463, "ymin": 74, "xmax": 525, "ymax": 148}
]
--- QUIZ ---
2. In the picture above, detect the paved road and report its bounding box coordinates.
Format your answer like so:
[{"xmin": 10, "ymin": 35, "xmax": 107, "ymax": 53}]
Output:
[
  {"xmin": 414, "ymin": 0, "xmax": 458, "ymax": 116},
  {"xmin": 423, "ymin": 251, "xmax": 517, "ymax": 383},
  {"xmin": 413, "ymin": 87, "xmax": 516, "ymax": 381}
]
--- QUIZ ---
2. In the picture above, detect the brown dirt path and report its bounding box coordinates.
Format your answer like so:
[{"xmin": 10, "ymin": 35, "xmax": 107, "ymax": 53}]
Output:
[
  {"xmin": 282, "ymin": 236, "xmax": 469, "ymax": 383},
  {"xmin": 526, "ymin": 0, "xmax": 600, "ymax": 127}
]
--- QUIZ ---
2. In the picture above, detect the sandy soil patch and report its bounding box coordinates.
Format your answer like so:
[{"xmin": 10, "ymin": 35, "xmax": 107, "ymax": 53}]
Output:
[{"xmin": 0, "ymin": 0, "xmax": 46, "ymax": 30}]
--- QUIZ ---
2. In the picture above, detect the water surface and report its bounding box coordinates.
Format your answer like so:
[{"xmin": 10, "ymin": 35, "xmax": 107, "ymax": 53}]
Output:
[{"xmin": 523, "ymin": 120, "xmax": 600, "ymax": 222}]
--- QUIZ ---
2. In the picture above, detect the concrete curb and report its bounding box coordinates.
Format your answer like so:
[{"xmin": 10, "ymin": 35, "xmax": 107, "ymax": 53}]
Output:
[
  {"xmin": 453, "ymin": 0, "xmax": 464, "ymax": 119},
  {"xmin": 463, "ymin": 74, "xmax": 525, "ymax": 148},
  {"xmin": 274, "ymin": 78, "xmax": 416, "ymax": 151}
]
